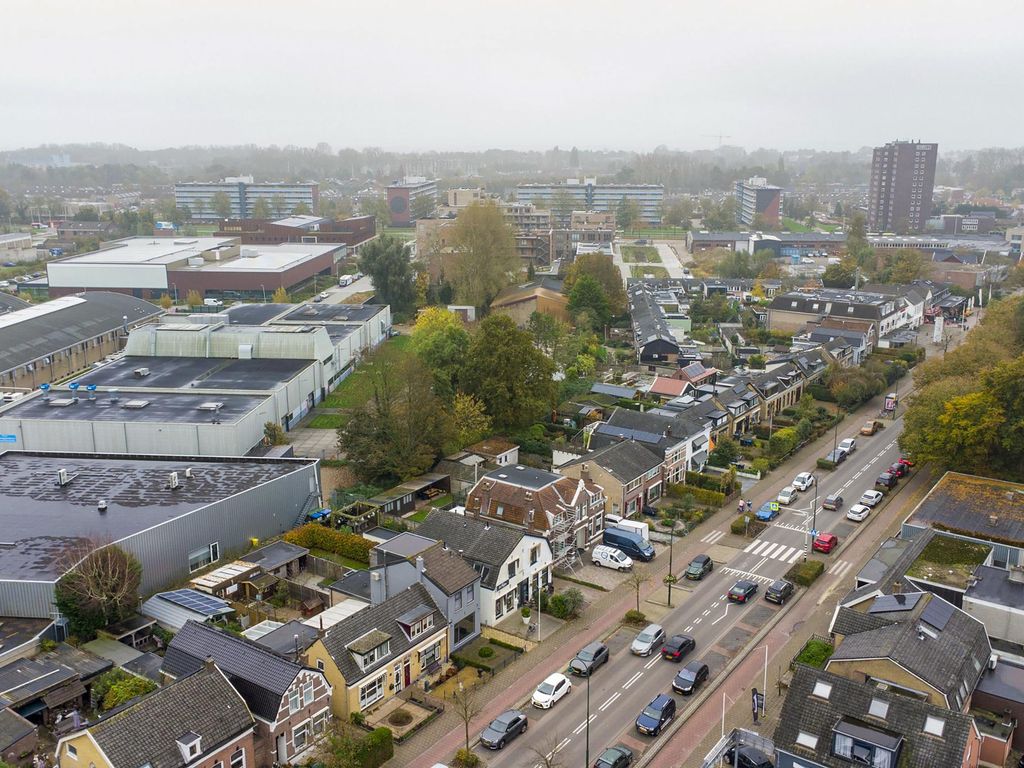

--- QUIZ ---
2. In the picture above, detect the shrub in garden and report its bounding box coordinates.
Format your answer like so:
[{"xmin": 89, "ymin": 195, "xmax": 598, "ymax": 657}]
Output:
[
  {"xmin": 477, "ymin": 646, "xmax": 495, "ymax": 659},
  {"xmin": 785, "ymin": 559, "xmax": 825, "ymax": 587},
  {"xmin": 624, "ymin": 609, "xmax": 647, "ymax": 625},
  {"xmin": 730, "ymin": 517, "xmax": 748, "ymax": 536},
  {"xmin": 816, "ymin": 458, "xmax": 837, "ymax": 471},
  {"xmin": 284, "ymin": 523, "xmax": 373, "ymax": 564},
  {"xmin": 546, "ymin": 588, "xmax": 585, "ymax": 619}
]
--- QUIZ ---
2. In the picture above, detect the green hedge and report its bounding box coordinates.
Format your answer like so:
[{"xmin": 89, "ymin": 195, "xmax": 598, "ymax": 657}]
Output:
[
  {"xmin": 808, "ymin": 383, "xmax": 836, "ymax": 402},
  {"xmin": 489, "ymin": 638, "xmax": 525, "ymax": 653},
  {"xmin": 785, "ymin": 559, "xmax": 825, "ymax": 587},
  {"xmin": 666, "ymin": 483, "xmax": 726, "ymax": 507},
  {"xmin": 816, "ymin": 458, "xmax": 837, "ymax": 471},
  {"xmin": 357, "ymin": 727, "xmax": 394, "ymax": 768},
  {"xmin": 284, "ymin": 524, "xmax": 373, "ymax": 565},
  {"xmin": 624, "ymin": 609, "xmax": 647, "ymax": 625},
  {"xmin": 451, "ymin": 653, "xmax": 491, "ymax": 672}
]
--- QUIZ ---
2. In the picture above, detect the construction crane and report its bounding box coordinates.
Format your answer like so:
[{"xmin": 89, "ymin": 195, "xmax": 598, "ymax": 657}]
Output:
[{"xmin": 702, "ymin": 133, "xmax": 733, "ymax": 147}]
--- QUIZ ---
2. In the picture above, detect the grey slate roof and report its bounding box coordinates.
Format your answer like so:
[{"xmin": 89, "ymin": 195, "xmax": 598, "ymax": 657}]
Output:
[
  {"xmin": 774, "ymin": 665, "xmax": 975, "ymax": 768},
  {"xmin": 88, "ymin": 666, "xmax": 253, "ymax": 768},
  {"xmin": 320, "ymin": 583, "xmax": 444, "ymax": 685},
  {"xmin": 0, "ymin": 707, "xmax": 35, "ymax": 751},
  {"xmin": 162, "ymin": 620, "xmax": 305, "ymax": 721},
  {"xmin": 562, "ymin": 439, "xmax": 662, "ymax": 483},
  {"xmin": 0, "ymin": 292, "xmax": 30, "ymax": 313},
  {"xmin": 252, "ymin": 620, "xmax": 320, "ymax": 660},
  {"xmin": 0, "ymin": 291, "xmax": 162, "ymax": 374},
  {"xmin": 841, "ymin": 529, "xmax": 935, "ymax": 606},
  {"xmin": 414, "ymin": 510, "xmax": 526, "ymax": 589},
  {"xmin": 590, "ymin": 406, "xmax": 708, "ymax": 457},
  {"xmin": 418, "ymin": 544, "xmax": 480, "ymax": 595},
  {"xmin": 240, "ymin": 540, "xmax": 308, "ymax": 572}
]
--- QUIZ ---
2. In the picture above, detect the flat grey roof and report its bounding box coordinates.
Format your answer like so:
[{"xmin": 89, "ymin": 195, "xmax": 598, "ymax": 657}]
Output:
[
  {"xmin": 0, "ymin": 389, "xmax": 265, "ymax": 424},
  {"xmin": 484, "ymin": 464, "xmax": 559, "ymax": 491},
  {"xmin": 0, "ymin": 451, "xmax": 314, "ymax": 581},
  {"xmin": 974, "ymin": 658, "xmax": 1024, "ymax": 704},
  {"xmin": 71, "ymin": 355, "xmax": 313, "ymax": 392},
  {"xmin": 224, "ymin": 303, "xmax": 294, "ymax": 326},
  {"xmin": 318, "ymin": 323, "xmax": 360, "ymax": 342},
  {"xmin": 965, "ymin": 565, "xmax": 1024, "ymax": 609},
  {"xmin": 282, "ymin": 303, "xmax": 386, "ymax": 323}
]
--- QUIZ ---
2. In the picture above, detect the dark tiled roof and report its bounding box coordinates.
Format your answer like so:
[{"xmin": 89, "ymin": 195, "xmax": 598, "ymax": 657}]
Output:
[
  {"xmin": 415, "ymin": 511, "xmax": 527, "ymax": 588},
  {"xmin": 830, "ymin": 607, "xmax": 896, "ymax": 637},
  {"xmin": 840, "ymin": 530, "xmax": 935, "ymax": 606},
  {"xmin": 162, "ymin": 621, "xmax": 305, "ymax": 721},
  {"xmin": 562, "ymin": 440, "xmax": 662, "ymax": 482},
  {"xmin": 774, "ymin": 665, "xmax": 975, "ymax": 768},
  {"xmin": 320, "ymin": 583, "xmax": 443, "ymax": 684},
  {"xmin": 252, "ymin": 620, "xmax": 320, "ymax": 660},
  {"xmin": 0, "ymin": 707, "xmax": 34, "ymax": 751},
  {"xmin": 419, "ymin": 544, "xmax": 479, "ymax": 595},
  {"xmin": 88, "ymin": 666, "xmax": 253, "ymax": 768},
  {"xmin": 329, "ymin": 570, "xmax": 372, "ymax": 600},
  {"xmin": 906, "ymin": 471, "xmax": 1024, "ymax": 546}
]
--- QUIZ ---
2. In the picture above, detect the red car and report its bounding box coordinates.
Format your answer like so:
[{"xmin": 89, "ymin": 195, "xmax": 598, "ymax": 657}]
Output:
[
  {"xmin": 813, "ymin": 533, "xmax": 838, "ymax": 554},
  {"xmin": 898, "ymin": 456, "xmax": 916, "ymax": 467},
  {"xmin": 888, "ymin": 463, "xmax": 909, "ymax": 478}
]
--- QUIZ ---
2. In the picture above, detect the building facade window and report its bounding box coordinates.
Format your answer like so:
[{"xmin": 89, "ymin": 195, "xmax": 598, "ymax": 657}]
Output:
[
  {"xmin": 230, "ymin": 749, "xmax": 245, "ymax": 768},
  {"xmin": 420, "ymin": 641, "xmax": 441, "ymax": 668},
  {"xmin": 359, "ymin": 674, "xmax": 387, "ymax": 710},
  {"xmin": 294, "ymin": 721, "xmax": 311, "ymax": 751}
]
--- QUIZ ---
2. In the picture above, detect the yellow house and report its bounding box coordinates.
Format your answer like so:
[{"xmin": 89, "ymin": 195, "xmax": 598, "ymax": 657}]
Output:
[{"xmin": 306, "ymin": 583, "xmax": 448, "ymax": 719}]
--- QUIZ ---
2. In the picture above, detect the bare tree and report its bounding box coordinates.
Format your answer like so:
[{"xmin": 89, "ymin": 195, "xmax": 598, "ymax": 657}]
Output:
[
  {"xmin": 54, "ymin": 539, "xmax": 142, "ymax": 636},
  {"xmin": 528, "ymin": 732, "xmax": 568, "ymax": 768},
  {"xmin": 450, "ymin": 684, "xmax": 482, "ymax": 754},
  {"xmin": 626, "ymin": 565, "xmax": 650, "ymax": 613}
]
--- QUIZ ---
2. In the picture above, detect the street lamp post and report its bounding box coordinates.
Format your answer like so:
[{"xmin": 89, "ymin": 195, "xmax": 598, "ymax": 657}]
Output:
[
  {"xmin": 667, "ymin": 512, "xmax": 675, "ymax": 608},
  {"xmin": 811, "ymin": 475, "xmax": 818, "ymax": 544},
  {"xmin": 585, "ymin": 671, "xmax": 591, "ymax": 767},
  {"xmin": 260, "ymin": 284, "xmax": 267, "ymax": 303}
]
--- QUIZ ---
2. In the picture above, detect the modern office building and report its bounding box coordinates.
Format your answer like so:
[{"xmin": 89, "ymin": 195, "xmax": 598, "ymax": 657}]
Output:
[
  {"xmin": 868, "ymin": 141, "xmax": 938, "ymax": 233},
  {"xmin": 516, "ymin": 178, "xmax": 664, "ymax": 225},
  {"xmin": 734, "ymin": 177, "xmax": 784, "ymax": 228},
  {"xmin": 386, "ymin": 177, "xmax": 439, "ymax": 226},
  {"xmin": 216, "ymin": 214, "xmax": 375, "ymax": 248},
  {"xmin": 175, "ymin": 177, "xmax": 319, "ymax": 221}
]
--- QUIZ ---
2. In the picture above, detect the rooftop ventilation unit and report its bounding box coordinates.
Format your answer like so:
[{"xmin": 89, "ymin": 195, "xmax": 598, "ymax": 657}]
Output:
[
  {"xmin": 122, "ymin": 399, "xmax": 150, "ymax": 409},
  {"xmin": 47, "ymin": 398, "xmax": 76, "ymax": 407},
  {"xmin": 97, "ymin": 500, "xmax": 107, "ymax": 513},
  {"xmin": 57, "ymin": 468, "xmax": 72, "ymax": 487},
  {"xmin": 168, "ymin": 472, "xmax": 179, "ymax": 490},
  {"xmin": 133, "ymin": 367, "xmax": 150, "ymax": 378},
  {"xmin": 184, "ymin": 467, "xmax": 193, "ymax": 478},
  {"xmin": 197, "ymin": 402, "xmax": 224, "ymax": 412}
]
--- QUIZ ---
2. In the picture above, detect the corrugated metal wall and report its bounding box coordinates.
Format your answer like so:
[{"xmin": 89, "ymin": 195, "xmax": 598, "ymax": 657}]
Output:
[{"xmin": 0, "ymin": 580, "xmax": 57, "ymax": 619}]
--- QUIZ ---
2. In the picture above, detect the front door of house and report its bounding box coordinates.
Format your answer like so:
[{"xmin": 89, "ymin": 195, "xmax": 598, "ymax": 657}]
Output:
[
  {"xmin": 518, "ymin": 579, "xmax": 529, "ymax": 606},
  {"xmin": 276, "ymin": 733, "xmax": 287, "ymax": 764},
  {"xmin": 404, "ymin": 659, "xmax": 411, "ymax": 686},
  {"xmin": 393, "ymin": 663, "xmax": 403, "ymax": 694}
]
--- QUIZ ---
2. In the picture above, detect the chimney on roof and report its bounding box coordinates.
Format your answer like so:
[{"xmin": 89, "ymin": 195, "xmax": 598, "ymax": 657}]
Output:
[
  {"xmin": 580, "ymin": 463, "xmax": 590, "ymax": 481},
  {"xmin": 892, "ymin": 581, "xmax": 901, "ymax": 595},
  {"xmin": 204, "ymin": 656, "xmax": 216, "ymax": 672},
  {"xmin": 416, "ymin": 555, "xmax": 426, "ymax": 583},
  {"xmin": 989, "ymin": 514, "xmax": 999, "ymax": 526}
]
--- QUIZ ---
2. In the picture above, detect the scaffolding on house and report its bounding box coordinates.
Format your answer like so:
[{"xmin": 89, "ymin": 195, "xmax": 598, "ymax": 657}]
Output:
[{"xmin": 548, "ymin": 507, "xmax": 580, "ymax": 574}]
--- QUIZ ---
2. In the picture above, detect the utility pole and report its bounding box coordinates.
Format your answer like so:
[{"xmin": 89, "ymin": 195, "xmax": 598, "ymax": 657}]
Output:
[{"xmin": 585, "ymin": 672, "xmax": 591, "ymax": 767}]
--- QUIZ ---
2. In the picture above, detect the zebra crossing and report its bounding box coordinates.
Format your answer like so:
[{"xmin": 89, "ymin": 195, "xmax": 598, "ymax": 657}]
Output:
[
  {"xmin": 700, "ymin": 529, "xmax": 727, "ymax": 545},
  {"xmin": 828, "ymin": 559, "xmax": 854, "ymax": 578},
  {"xmin": 743, "ymin": 539, "xmax": 804, "ymax": 564},
  {"xmin": 722, "ymin": 565, "xmax": 776, "ymax": 585}
]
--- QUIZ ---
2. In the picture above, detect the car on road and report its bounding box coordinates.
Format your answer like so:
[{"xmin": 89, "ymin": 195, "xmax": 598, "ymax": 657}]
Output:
[
  {"xmin": 631, "ymin": 624, "xmax": 666, "ymax": 656},
  {"xmin": 888, "ymin": 462, "xmax": 909, "ymax": 478},
  {"xmin": 765, "ymin": 579, "xmax": 794, "ymax": 605},
  {"xmin": 684, "ymin": 554, "xmax": 713, "ymax": 580},
  {"xmin": 755, "ymin": 502, "xmax": 781, "ymax": 522},
  {"xmin": 876, "ymin": 472, "xmax": 898, "ymax": 490},
  {"xmin": 531, "ymin": 672, "xmax": 571, "ymax": 709},
  {"xmin": 338, "ymin": 275, "xmax": 353, "ymax": 286},
  {"xmin": 838, "ymin": 438, "xmax": 857, "ymax": 454},
  {"xmin": 479, "ymin": 709, "xmax": 527, "ymax": 749},
  {"xmin": 728, "ymin": 580, "xmax": 759, "ymax": 603},
  {"xmin": 792, "ymin": 472, "xmax": 815, "ymax": 491},
  {"xmin": 847, "ymin": 503, "xmax": 871, "ymax": 522},
  {"xmin": 813, "ymin": 532, "xmax": 839, "ymax": 554},
  {"xmin": 569, "ymin": 641, "xmax": 609, "ymax": 676},
  {"xmin": 672, "ymin": 660, "xmax": 710, "ymax": 695},
  {"xmin": 860, "ymin": 490, "xmax": 884, "ymax": 507},
  {"xmin": 777, "ymin": 486, "xmax": 799, "ymax": 505},
  {"xmin": 861, "ymin": 419, "xmax": 883, "ymax": 436},
  {"xmin": 661, "ymin": 634, "xmax": 695, "ymax": 662},
  {"xmin": 593, "ymin": 745, "xmax": 634, "ymax": 768},
  {"xmin": 352, "ymin": 272, "xmax": 364, "ymax": 281},
  {"xmin": 635, "ymin": 693, "xmax": 676, "ymax": 736},
  {"xmin": 312, "ymin": 294, "xmax": 325, "ymax": 302},
  {"xmin": 318, "ymin": 291, "xmax": 330, "ymax": 300},
  {"xmin": 592, "ymin": 545, "xmax": 633, "ymax": 571},
  {"xmin": 822, "ymin": 493, "xmax": 843, "ymax": 511},
  {"xmin": 724, "ymin": 745, "xmax": 775, "ymax": 768},
  {"xmin": 825, "ymin": 448, "xmax": 847, "ymax": 465}
]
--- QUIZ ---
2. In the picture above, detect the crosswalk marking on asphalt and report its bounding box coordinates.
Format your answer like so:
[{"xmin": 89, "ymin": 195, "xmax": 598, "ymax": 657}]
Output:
[
  {"xmin": 701, "ymin": 529, "xmax": 727, "ymax": 545},
  {"xmin": 760, "ymin": 542, "xmax": 779, "ymax": 558},
  {"xmin": 722, "ymin": 565, "xmax": 776, "ymax": 585},
  {"xmin": 829, "ymin": 560, "xmax": 853, "ymax": 578},
  {"xmin": 744, "ymin": 540, "xmax": 801, "ymax": 563},
  {"xmin": 787, "ymin": 548, "xmax": 803, "ymax": 563}
]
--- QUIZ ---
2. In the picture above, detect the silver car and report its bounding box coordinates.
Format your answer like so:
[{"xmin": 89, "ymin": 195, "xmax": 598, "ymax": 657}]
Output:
[{"xmin": 630, "ymin": 623, "xmax": 665, "ymax": 656}]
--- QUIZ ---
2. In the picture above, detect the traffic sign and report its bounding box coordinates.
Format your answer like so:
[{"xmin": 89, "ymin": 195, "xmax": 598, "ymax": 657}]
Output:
[{"xmin": 810, "ymin": 529, "xmax": 818, "ymax": 537}]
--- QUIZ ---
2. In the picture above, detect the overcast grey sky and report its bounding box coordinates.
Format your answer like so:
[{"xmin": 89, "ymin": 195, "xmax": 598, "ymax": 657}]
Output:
[{"xmin": 3, "ymin": 0, "xmax": 1020, "ymax": 153}]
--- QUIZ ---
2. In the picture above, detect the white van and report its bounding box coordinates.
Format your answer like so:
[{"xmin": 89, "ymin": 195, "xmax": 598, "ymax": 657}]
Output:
[
  {"xmin": 203, "ymin": 298, "xmax": 223, "ymax": 307},
  {"xmin": 592, "ymin": 545, "xmax": 633, "ymax": 571}
]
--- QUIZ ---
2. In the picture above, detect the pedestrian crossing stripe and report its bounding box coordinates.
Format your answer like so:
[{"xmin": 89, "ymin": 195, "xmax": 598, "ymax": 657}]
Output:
[
  {"xmin": 722, "ymin": 566, "xmax": 776, "ymax": 585},
  {"xmin": 700, "ymin": 530, "xmax": 727, "ymax": 544},
  {"xmin": 828, "ymin": 560, "xmax": 853, "ymax": 578},
  {"xmin": 743, "ymin": 540, "xmax": 803, "ymax": 563}
]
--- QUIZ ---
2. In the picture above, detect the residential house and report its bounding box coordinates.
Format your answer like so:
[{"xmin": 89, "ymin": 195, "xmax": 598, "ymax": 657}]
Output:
[
  {"xmin": 773, "ymin": 665, "xmax": 981, "ymax": 768},
  {"xmin": 490, "ymin": 278, "xmax": 570, "ymax": 326},
  {"xmin": 972, "ymin": 658, "xmax": 1024, "ymax": 751},
  {"xmin": 647, "ymin": 376, "xmax": 692, "ymax": 402},
  {"xmin": 558, "ymin": 440, "xmax": 664, "ymax": 518},
  {"xmin": 587, "ymin": 406, "xmax": 713, "ymax": 481},
  {"xmin": 368, "ymin": 532, "xmax": 481, "ymax": 651},
  {"xmin": 769, "ymin": 348, "xmax": 829, "ymax": 385},
  {"xmin": 55, "ymin": 664, "xmax": 256, "ymax": 768},
  {"xmin": 768, "ymin": 289, "xmax": 909, "ymax": 346},
  {"xmin": 811, "ymin": 317, "xmax": 875, "ymax": 354},
  {"xmin": 628, "ymin": 283, "xmax": 681, "ymax": 366},
  {"xmin": 305, "ymin": 583, "xmax": 447, "ymax": 720},
  {"xmin": 673, "ymin": 361, "xmax": 718, "ymax": 387},
  {"xmin": 0, "ymin": 645, "xmax": 111, "ymax": 728},
  {"xmin": 162, "ymin": 621, "xmax": 332, "ymax": 767},
  {"xmin": 414, "ymin": 510, "xmax": 553, "ymax": 626},
  {"xmin": 695, "ymin": 378, "xmax": 762, "ymax": 437},
  {"xmin": 0, "ymin": 708, "xmax": 36, "ymax": 767},
  {"xmin": 748, "ymin": 361, "xmax": 806, "ymax": 421},
  {"xmin": 462, "ymin": 465, "xmax": 606, "ymax": 564},
  {"xmin": 467, "ymin": 439, "xmax": 519, "ymax": 467}
]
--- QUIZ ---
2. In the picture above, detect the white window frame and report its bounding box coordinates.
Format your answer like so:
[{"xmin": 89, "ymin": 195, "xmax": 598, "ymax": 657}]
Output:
[
  {"xmin": 288, "ymin": 687, "xmax": 301, "ymax": 713},
  {"xmin": 293, "ymin": 720, "xmax": 311, "ymax": 751},
  {"xmin": 796, "ymin": 731, "xmax": 818, "ymax": 749},
  {"xmin": 359, "ymin": 673, "xmax": 387, "ymax": 710},
  {"xmin": 230, "ymin": 749, "xmax": 245, "ymax": 768},
  {"xmin": 302, "ymin": 679, "xmax": 314, "ymax": 706}
]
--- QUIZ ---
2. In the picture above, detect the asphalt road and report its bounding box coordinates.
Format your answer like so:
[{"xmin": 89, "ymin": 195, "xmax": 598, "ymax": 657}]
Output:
[
  {"xmin": 474, "ymin": 419, "xmax": 908, "ymax": 768},
  {"xmin": 324, "ymin": 275, "xmax": 374, "ymax": 303}
]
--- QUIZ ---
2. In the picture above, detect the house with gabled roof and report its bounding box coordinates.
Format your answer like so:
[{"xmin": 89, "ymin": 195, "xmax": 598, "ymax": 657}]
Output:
[
  {"xmin": 558, "ymin": 440, "xmax": 664, "ymax": 519},
  {"xmin": 588, "ymin": 406, "xmax": 712, "ymax": 482},
  {"xmin": 55, "ymin": 663, "xmax": 256, "ymax": 768},
  {"xmin": 161, "ymin": 621, "xmax": 332, "ymax": 767},
  {"xmin": 305, "ymin": 583, "xmax": 447, "ymax": 720}
]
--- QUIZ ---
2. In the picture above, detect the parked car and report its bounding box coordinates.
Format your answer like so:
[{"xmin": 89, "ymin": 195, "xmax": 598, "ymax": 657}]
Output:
[
  {"xmin": 684, "ymin": 554, "xmax": 713, "ymax": 580},
  {"xmin": 724, "ymin": 745, "xmax": 775, "ymax": 768},
  {"xmin": 755, "ymin": 502, "xmax": 780, "ymax": 522},
  {"xmin": 838, "ymin": 438, "xmax": 857, "ymax": 454},
  {"xmin": 592, "ymin": 545, "xmax": 633, "ymax": 571},
  {"xmin": 765, "ymin": 579, "xmax": 794, "ymax": 605},
  {"xmin": 825, "ymin": 449, "xmax": 847, "ymax": 464},
  {"xmin": 846, "ymin": 504, "xmax": 871, "ymax": 522},
  {"xmin": 728, "ymin": 580, "xmax": 759, "ymax": 603},
  {"xmin": 860, "ymin": 490, "xmax": 884, "ymax": 507},
  {"xmin": 569, "ymin": 642, "xmax": 610, "ymax": 676},
  {"xmin": 661, "ymin": 634, "xmax": 695, "ymax": 662},
  {"xmin": 898, "ymin": 455, "xmax": 916, "ymax": 467},
  {"xmin": 635, "ymin": 693, "xmax": 676, "ymax": 736},
  {"xmin": 792, "ymin": 472, "xmax": 815, "ymax": 491},
  {"xmin": 603, "ymin": 527, "xmax": 655, "ymax": 562},
  {"xmin": 861, "ymin": 420, "xmax": 883, "ymax": 436},
  {"xmin": 479, "ymin": 709, "xmax": 527, "ymax": 749},
  {"xmin": 318, "ymin": 291, "xmax": 330, "ymax": 300},
  {"xmin": 777, "ymin": 486, "xmax": 799, "ymax": 505},
  {"xmin": 672, "ymin": 660, "xmax": 710, "ymax": 695},
  {"xmin": 822, "ymin": 493, "xmax": 843, "ymax": 511},
  {"xmin": 593, "ymin": 745, "xmax": 634, "ymax": 768},
  {"xmin": 888, "ymin": 462, "xmax": 909, "ymax": 478},
  {"xmin": 312, "ymin": 294, "xmax": 325, "ymax": 302},
  {"xmin": 876, "ymin": 472, "xmax": 898, "ymax": 490},
  {"xmin": 631, "ymin": 624, "xmax": 666, "ymax": 656},
  {"xmin": 532, "ymin": 672, "xmax": 571, "ymax": 709},
  {"xmin": 813, "ymin": 532, "xmax": 838, "ymax": 553}
]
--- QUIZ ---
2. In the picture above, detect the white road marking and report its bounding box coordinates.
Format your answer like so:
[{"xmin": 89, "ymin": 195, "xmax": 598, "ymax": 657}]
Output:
[
  {"xmin": 722, "ymin": 566, "xmax": 776, "ymax": 585},
  {"xmin": 777, "ymin": 546, "xmax": 796, "ymax": 562},
  {"xmin": 701, "ymin": 530, "xmax": 726, "ymax": 544},
  {"xmin": 572, "ymin": 715, "xmax": 596, "ymax": 735},
  {"xmin": 623, "ymin": 671, "xmax": 644, "ymax": 689},
  {"xmin": 711, "ymin": 602, "xmax": 731, "ymax": 625},
  {"xmin": 645, "ymin": 656, "xmax": 659, "ymax": 670},
  {"xmin": 788, "ymin": 548, "xmax": 804, "ymax": 563},
  {"xmin": 761, "ymin": 543, "xmax": 780, "ymax": 558},
  {"xmin": 694, "ymin": 617, "xmax": 702, "ymax": 624},
  {"xmin": 702, "ymin": 609, "xmax": 711, "ymax": 616},
  {"xmin": 711, "ymin": 601, "xmax": 720, "ymax": 608},
  {"xmin": 744, "ymin": 540, "xmax": 761, "ymax": 553},
  {"xmin": 685, "ymin": 625, "xmax": 694, "ymax": 632},
  {"xmin": 552, "ymin": 738, "xmax": 570, "ymax": 755},
  {"xmin": 598, "ymin": 692, "xmax": 621, "ymax": 712},
  {"xmin": 829, "ymin": 560, "xmax": 853, "ymax": 578},
  {"xmin": 749, "ymin": 540, "xmax": 768, "ymax": 555}
]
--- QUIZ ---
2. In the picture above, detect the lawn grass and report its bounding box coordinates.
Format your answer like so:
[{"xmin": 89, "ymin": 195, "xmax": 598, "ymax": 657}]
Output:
[
  {"xmin": 310, "ymin": 548, "xmax": 367, "ymax": 571},
  {"xmin": 619, "ymin": 227, "xmax": 689, "ymax": 240},
  {"xmin": 407, "ymin": 509, "xmax": 431, "ymax": 523},
  {"xmin": 620, "ymin": 245, "xmax": 661, "ymax": 264},
  {"xmin": 782, "ymin": 217, "xmax": 812, "ymax": 233},
  {"xmin": 322, "ymin": 336, "xmax": 413, "ymax": 409},
  {"xmin": 630, "ymin": 265, "xmax": 669, "ymax": 279},
  {"xmin": 428, "ymin": 493, "xmax": 453, "ymax": 508},
  {"xmin": 794, "ymin": 638, "xmax": 834, "ymax": 669},
  {"xmin": 307, "ymin": 413, "xmax": 346, "ymax": 429},
  {"xmin": 381, "ymin": 227, "xmax": 415, "ymax": 241}
]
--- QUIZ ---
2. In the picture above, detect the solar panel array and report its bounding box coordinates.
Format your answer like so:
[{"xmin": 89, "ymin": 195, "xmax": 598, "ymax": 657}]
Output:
[
  {"xmin": 868, "ymin": 592, "xmax": 921, "ymax": 614},
  {"xmin": 161, "ymin": 589, "xmax": 230, "ymax": 616},
  {"xmin": 921, "ymin": 596, "xmax": 955, "ymax": 630}
]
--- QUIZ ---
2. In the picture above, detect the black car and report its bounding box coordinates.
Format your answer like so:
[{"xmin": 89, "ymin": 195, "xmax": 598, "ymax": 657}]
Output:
[
  {"xmin": 728, "ymin": 580, "xmax": 759, "ymax": 603},
  {"xmin": 822, "ymin": 493, "xmax": 843, "ymax": 511},
  {"xmin": 672, "ymin": 660, "xmax": 710, "ymax": 695},
  {"xmin": 479, "ymin": 709, "xmax": 527, "ymax": 749},
  {"xmin": 875, "ymin": 472, "xmax": 898, "ymax": 490},
  {"xmin": 765, "ymin": 579, "xmax": 794, "ymax": 605},
  {"xmin": 594, "ymin": 745, "xmax": 634, "ymax": 768},
  {"xmin": 635, "ymin": 693, "xmax": 676, "ymax": 736},
  {"xmin": 569, "ymin": 641, "xmax": 610, "ymax": 676},
  {"xmin": 661, "ymin": 634, "xmax": 696, "ymax": 661},
  {"xmin": 684, "ymin": 554, "xmax": 714, "ymax": 580},
  {"xmin": 724, "ymin": 745, "xmax": 775, "ymax": 768},
  {"xmin": 825, "ymin": 449, "xmax": 847, "ymax": 464}
]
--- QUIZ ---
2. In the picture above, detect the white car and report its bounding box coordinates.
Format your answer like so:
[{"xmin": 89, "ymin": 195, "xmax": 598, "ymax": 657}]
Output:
[
  {"xmin": 846, "ymin": 503, "xmax": 871, "ymax": 522},
  {"xmin": 592, "ymin": 545, "xmax": 633, "ymax": 571},
  {"xmin": 838, "ymin": 438, "xmax": 857, "ymax": 454},
  {"xmin": 777, "ymin": 486, "xmax": 799, "ymax": 505},
  {"xmin": 792, "ymin": 472, "xmax": 815, "ymax": 492},
  {"xmin": 860, "ymin": 490, "xmax": 884, "ymax": 507},
  {"xmin": 532, "ymin": 672, "xmax": 572, "ymax": 709},
  {"xmin": 318, "ymin": 291, "xmax": 330, "ymax": 300}
]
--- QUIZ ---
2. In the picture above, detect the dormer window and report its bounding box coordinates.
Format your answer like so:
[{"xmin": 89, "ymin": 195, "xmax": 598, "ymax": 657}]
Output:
[
  {"xmin": 176, "ymin": 732, "xmax": 202, "ymax": 761},
  {"xmin": 347, "ymin": 629, "xmax": 392, "ymax": 671}
]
